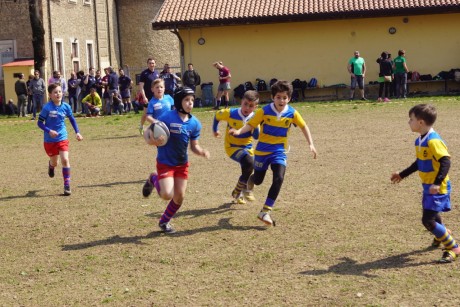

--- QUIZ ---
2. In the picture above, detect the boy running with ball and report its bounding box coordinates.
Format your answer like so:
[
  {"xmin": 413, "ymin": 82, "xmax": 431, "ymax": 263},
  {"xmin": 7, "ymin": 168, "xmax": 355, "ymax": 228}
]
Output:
[{"xmin": 143, "ymin": 87, "xmax": 210, "ymax": 234}]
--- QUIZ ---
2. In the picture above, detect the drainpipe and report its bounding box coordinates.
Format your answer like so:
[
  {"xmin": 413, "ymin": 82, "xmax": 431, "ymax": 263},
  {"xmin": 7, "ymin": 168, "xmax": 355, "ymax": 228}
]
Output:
[
  {"xmin": 105, "ymin": 0, "xmax": 112, "ymax": 65},
  {"xmin": 114, "ymin": 0, "xmax": 123, "ymax": 67},
  {"xmin": 93, "ymin": 0, "xmax": 100, "ymax": 69},
  {"xmin": 47, "ymin": 0, "xmax": 53, "ymax": 71}
]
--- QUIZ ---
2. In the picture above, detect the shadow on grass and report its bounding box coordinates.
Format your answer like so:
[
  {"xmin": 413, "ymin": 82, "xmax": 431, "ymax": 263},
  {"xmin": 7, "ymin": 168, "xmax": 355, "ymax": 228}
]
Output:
[
  {"xmin": 90, "ymin": 135, "xmax": 139, "ymax": 141},
  {"xmin": 78, "ymin": 179, "xmax": 144, "ymax": 189},
  {"xmin": 61, "ymin": 217, "xmax": 266, "ymax": 251},
  {"xmin": 146, "ymin": 202, "xmax": 238, "ymax": 219},
  {"xmin": 0, "ymin": 189, "xmax": 55, "ymax": 202},
  {"xmin": 299, "ymin": 247, "xmax": 436, "ymax": 278}
]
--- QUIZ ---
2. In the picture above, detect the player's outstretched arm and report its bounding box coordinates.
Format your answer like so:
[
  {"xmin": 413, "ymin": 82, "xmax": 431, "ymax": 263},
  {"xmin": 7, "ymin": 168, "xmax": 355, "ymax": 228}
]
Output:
[
  {"xmin": 229, "ymin": 123, "xmax": 252, "ymax": 136},
  {"xmin": 390, "ymin": 172, "xmax": 402, "ymax": 183},
  {"xmin": 300, "ymin": 125, "xmax": 317, "ymax": 159},
  {"xmin": 190, "ymin": 140, "xmax": 210, "ymax": 159}
]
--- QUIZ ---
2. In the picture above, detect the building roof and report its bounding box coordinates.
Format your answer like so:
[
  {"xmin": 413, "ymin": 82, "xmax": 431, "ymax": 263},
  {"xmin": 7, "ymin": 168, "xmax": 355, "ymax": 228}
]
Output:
[
  {"xmin": 2, "ymin": 59, "xmax": 34, "ymax": 67},
  {"xmin": 152, "ymin": 0, "xmax": 460, "ymax": 29}
]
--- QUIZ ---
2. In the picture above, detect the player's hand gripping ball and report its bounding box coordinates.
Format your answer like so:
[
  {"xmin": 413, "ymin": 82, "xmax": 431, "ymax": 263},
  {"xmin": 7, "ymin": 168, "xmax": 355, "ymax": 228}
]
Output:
[{"xmin": 144, "ymin": 121, "xmax": 170, "ymax": 146}]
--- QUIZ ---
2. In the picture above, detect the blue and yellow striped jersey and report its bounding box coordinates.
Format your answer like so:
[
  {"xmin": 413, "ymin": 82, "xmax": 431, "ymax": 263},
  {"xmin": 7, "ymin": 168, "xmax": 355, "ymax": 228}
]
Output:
[
  {"xmin": 214, "ymin": 108, "xmax": 258, "ymax": 157},
  {"xmin": 247, "ymin": 103, "xmax": 306, "ymax": 156},
  {"xmin": 415, "ymin": 129, "xmax": 450, "ymax": 194}
]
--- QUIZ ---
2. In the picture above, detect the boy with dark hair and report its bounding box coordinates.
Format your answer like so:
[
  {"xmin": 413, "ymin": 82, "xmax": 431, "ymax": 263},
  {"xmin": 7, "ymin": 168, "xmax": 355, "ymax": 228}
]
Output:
[
  {"xmin": 391, "ymin": 104, "xmax": 460, "ymax": 263},
  {"xmin": 213, "ymin": 90, "xmax": 260, "ymax": 204},
  {"xmin": 230, "ymin": 81, "xmax": 317, "ymax": 225}
]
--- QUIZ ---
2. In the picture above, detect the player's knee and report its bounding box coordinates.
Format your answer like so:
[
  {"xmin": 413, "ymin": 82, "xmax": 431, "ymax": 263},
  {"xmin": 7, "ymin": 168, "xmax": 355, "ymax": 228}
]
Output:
[
  {"xmin": 159, "ymin": 190, "xmax": 174, "ymax": 200},
  {"xmin": 422, "ymin": 216, "xmax": 436, "ymax": 231}
]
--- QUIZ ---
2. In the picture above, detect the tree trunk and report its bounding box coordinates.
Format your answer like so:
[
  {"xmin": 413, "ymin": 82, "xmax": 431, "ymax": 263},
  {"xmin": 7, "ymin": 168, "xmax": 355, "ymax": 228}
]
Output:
[{"xmin": 28, "ymin": 0, "xmax": 46, "ymax": 73}]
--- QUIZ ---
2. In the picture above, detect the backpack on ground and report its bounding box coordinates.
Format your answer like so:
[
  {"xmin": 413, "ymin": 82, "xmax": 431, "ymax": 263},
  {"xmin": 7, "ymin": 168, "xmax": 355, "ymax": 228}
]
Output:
[
  {"xmin": 411, "ymin": 71, "xmax": 420, "ymax": 82},
  {"xmin": 419, "ymin": 74, "xmax": 432, "ymax": 81},
  {"xmin": 234, "ymin": 84, "xmax": 246, "ymax": 99},
  {"xmin": 256, "ymin": 79, "xmax": 268, "ymax": 91},
  {"xmin": 308, "ymin": 77, "xmax": 318, "ymax": 88},
  {"xmin": 292, "ymin": 79, "xmax": 302, "ymax": 89},
  {"xmin": 269, "ymin": 78, "xmax": 278, "ymax": 87},
  {"xmin": 244, "ymin": 81, "xmax": 255, "ymax": 91}
]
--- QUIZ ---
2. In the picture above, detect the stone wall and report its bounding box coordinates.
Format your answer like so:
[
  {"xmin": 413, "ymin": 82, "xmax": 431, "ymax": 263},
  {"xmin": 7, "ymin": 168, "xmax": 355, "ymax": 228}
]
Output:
[{"xmin": 117, "ymin": 0, "xmax": 180, "ymax": 78}]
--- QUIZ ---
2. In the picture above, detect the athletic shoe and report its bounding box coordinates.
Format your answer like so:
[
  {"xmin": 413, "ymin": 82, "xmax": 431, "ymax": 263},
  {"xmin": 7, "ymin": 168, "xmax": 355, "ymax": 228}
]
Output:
[
  {"xmin": 63, "ymin": 186, "xmax": 71, "ymax": 196},
  {"xmin": 48, "ymin": 164, "xmax": 55, "ymax": 178},
  {"xmin": 257, "ymin": 211, "xmax": 274, "ymax": 226},
  {"xmin": 383, "ymin": 98, "xmax": 391, "ymax": 102},
  {"xmin": 139, "ymin": 126, "xmax": 144, "ymax": 135},
  {"xmin": 159, "ymin": 222, "xmax": 176, "ymax": 234},
  {"xmin": 438, "ymin": 249, "xmax": 458, "ymax": 263},
  {"xmin": 247, "ymin": 174, "xmax": 254, "ymax": 191},
  {"xmin": 243, "ymin": 190, "xmax": 255, "ymax": 201},
  {"xmin": 142, "ymin": 172, "xmax": 157, "ymax": 197},
  {"xmin": 360, "ymin": 97, "xmax": 367, "ymax": 101},
  {"xmin": 231, "ymin": 188, "xmax": 240, "ymax": 199},
  {"xmin": 236, "ymin": 197, "xmax": 246, "ymax": 204}
]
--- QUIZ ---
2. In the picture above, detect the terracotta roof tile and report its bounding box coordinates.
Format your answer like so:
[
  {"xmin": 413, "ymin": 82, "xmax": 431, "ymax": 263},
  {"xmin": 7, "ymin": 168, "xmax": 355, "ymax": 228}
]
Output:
[{"xmin": 153, "ymin": 0, "xmax": 460, "ymax": 28}]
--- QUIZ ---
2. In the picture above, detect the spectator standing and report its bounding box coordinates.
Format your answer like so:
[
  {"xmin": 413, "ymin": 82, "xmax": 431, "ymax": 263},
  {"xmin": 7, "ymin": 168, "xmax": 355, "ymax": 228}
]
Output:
[
  {"xmin": 26, "ymin": 74, "xmax": 34, "ymax": 114},
  {"xmin": 138, "ymin": 58, "xmax": 159, "ymax": 102},
  {"xmin": 101, "ymin": 68, "xmax": 110, "ymax": 115},
  {"xmin": 95, "ymin": 69, "xmax": 104, "ymax": 98},
  {"xmin": 28, "ymin": 70, "xmax": 46, "ymax": 120},
  {"xmin": 376, "ymin": 52, "xmax": 393, "ymax": 102},
  {"xmin": 182, "ymin": 63, "xmax": 201, "ymax": 92},
  {"xmin": 67, "ymin": 72, "xmax": 79, "ymax": 113},
  {"xmin": 347, "ymin": 51, "xmax": 367, "ymax": 101},
  {"xmin": 48, "ymin": 71, "xmax": 67, "ymax": 101},
  {"xmin": 107, "ymin": 67, "xmax": 119, "ymax": 115},
  {"xmin": 118, "ymin": 68, "xmax": 133, "ymax": 112},
  {"xmin": 213, "ymin": 61, "xmax": 231, "ymax": 109},
  {"xmin": 393, "ymin": 49, "xmax": 409, "ymax": 99},
  {"xmin": 160, "ymin": 64, "xmax": 181, "ymax": 97},
  {"xmin": 15, "ymin": 73, "xmax": 28, "ymax": 117}
]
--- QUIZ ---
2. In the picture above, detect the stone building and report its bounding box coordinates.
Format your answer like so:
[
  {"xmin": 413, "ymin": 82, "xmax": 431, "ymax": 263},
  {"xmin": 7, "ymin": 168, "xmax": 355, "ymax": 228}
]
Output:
[{"xmin": 0, "ymin": 0, "xmax": 179, "ymax": 99}]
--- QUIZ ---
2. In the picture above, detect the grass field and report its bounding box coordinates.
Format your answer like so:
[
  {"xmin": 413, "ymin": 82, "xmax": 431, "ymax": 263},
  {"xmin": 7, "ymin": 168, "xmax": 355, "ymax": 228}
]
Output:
[{"xmin": 1, "ymin": 96, "xmax": 460, "ymax": 306}]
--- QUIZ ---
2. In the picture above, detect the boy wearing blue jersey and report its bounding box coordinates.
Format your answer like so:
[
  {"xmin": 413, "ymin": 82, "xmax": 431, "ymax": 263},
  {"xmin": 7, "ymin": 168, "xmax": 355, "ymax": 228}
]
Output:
[
  {"xmin": 142, "ymin": 87, "xmax": 210, "ymax": 233},
  {"xmin": 37, "ymin": 84, "xmax": 83, "ymax": 196},
  {"xmin": 213, "ymin": 90, "xmax": 260, "ymax": 204},
  {"xmin": 230, "ymin": 81, "xmax": 317, "ymax": 226},
  {"xmin": 139, "ymin": 78, "xmax": 173, "ymax": 135},
  {"xmin": 391, "ymin": 104, "xmax": 460, "ymax": 263}
]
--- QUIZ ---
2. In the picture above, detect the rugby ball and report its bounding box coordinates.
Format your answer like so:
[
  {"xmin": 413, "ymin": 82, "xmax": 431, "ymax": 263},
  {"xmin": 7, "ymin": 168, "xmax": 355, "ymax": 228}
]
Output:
[{"xmin": 144, "ymin": 121, "xmax": 170, "ymax": 146}]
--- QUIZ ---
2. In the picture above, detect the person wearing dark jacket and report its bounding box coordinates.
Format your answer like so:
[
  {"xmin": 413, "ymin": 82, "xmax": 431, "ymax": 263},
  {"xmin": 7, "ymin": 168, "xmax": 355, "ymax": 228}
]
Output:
[
  {"xmin": 182, "ymin": 63, "xmax": 201, "ymax": 92},
  {"xmin": 376, "ymin": 52, "xmax": 393, "ymax": 102},
  {"xmin": 15, "ymin": 73, "xmax": 28, "ymax": 117}
]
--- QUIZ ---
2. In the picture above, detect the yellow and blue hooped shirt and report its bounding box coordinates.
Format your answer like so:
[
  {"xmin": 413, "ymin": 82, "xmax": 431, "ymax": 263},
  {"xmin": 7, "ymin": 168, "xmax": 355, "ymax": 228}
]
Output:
[
  {"xmin": 415, "ymin": 128, "xmax": 450, "ymax": 194},
  {"xmin": 213, "ymin": 108, "xmax": 259, "ymax": 157},
  {"xmin": 247, "ymin": 103, "xmax": 306, "ymax": 156}
]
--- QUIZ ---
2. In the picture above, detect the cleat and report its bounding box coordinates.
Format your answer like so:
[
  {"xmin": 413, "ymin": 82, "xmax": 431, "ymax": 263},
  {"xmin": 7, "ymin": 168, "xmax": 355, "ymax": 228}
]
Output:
[
  {"xmin": 231, "ymin": 188, "xmax": 240, "ymax": 199},
  {"xmin": 236, "ymin": 197, "xmax": 246, "ymax": 204},
  {"xmin": 139, "ymin": 126, "xmax": 144, "ymax": 135},
  {"xmin": 63, "ymin": 186, "xmax": 71, "ymax": 196},
  {"xmin": 142, "ymin": 172, "xmax": 157, "ymax": 197},
  {"xmin": 159, "ymin": 222, "xmax": 176, "ymax": 234},
  {"xmin": 48, "ymin": 164, "xmax": 55, "ymax": 178},
  {"xmin": 257, "ymin": 211, "xmax": 274, "ymax": 226},
  {"xmin": 243, "ymin": 190, "xmax": 255, "ymax": 201},
  {"xmin": 438, "ymin": 250, "xmax": 458, "ymax": 263}
]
